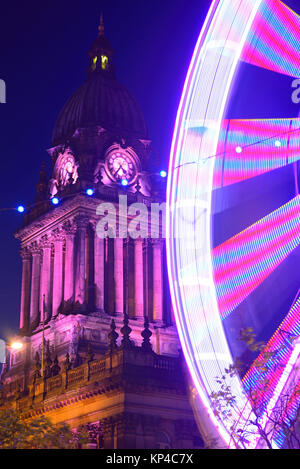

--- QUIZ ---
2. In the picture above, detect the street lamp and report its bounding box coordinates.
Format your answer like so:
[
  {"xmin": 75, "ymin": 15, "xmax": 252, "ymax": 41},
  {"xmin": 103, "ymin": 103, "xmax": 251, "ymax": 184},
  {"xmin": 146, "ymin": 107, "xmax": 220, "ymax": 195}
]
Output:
[
  {"xmin": 10, "ymin": 341, "xmax": 23, "ymax": 351},
  {"xmin": 0, "ymin": 339, "xmax": 24, "ymax": 376}
]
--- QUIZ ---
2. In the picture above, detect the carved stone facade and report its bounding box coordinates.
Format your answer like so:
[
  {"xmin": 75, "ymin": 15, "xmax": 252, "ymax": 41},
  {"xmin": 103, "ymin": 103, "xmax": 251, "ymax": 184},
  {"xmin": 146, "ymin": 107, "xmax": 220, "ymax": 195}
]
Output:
[
  {"xmin": 15, "ymin": 194, "xmax": 169, "ymax": 333},
  {"xmin": 0, "ymin": 318, "xmax": 203, "ymax": 449},
  {"xmin": 0, "ymin": 19, "xmax": 204, "ymax": 449}
]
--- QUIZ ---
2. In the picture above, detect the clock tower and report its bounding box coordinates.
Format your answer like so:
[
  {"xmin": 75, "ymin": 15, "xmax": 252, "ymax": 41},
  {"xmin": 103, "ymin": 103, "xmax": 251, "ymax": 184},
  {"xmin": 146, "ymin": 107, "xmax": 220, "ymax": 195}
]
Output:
[{"xmin": 0, "ymin": 18, "xmax": 204, "ymax": 449}]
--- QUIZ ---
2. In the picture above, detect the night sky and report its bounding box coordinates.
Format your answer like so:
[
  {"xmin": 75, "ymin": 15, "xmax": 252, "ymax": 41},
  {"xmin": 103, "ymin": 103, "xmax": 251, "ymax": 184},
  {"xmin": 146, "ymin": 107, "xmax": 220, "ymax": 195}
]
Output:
[
  {"xmin": 0, "ymin": 0, "xmax": 209, "ymax": 340},
  {"xmin": 1, "ymin": 0, "xmax": 300, "ymax": 344}
]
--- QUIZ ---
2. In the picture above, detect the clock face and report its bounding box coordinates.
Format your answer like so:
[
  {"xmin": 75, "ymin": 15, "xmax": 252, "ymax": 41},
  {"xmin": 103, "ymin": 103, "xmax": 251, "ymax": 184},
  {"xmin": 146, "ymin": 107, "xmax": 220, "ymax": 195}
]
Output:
[
  {"xmin": 58, "ymin": 153, "xmax": 78, "ymax": 186},
  {"xmin": 106, "ymin": 151, "xmax": 136, "ymax": 182}
]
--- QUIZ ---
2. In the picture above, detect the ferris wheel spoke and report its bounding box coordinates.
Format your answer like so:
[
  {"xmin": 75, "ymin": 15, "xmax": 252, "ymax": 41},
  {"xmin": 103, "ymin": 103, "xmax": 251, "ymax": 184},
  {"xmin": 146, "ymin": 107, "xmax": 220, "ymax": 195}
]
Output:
[
  {"xmin": 213, "ymin": 117, "xmax": 300, "ymax": 189},
  {"xmin": 241, "ymin": 0, "xmax": 300, "ymax": 78},
  {"xmin": 242, "ymin": 296, "xmax": 300, "ymax": 447},
  {"xmin": 212, "ymin": 195, "xmax": 300, "ymax": 320}
]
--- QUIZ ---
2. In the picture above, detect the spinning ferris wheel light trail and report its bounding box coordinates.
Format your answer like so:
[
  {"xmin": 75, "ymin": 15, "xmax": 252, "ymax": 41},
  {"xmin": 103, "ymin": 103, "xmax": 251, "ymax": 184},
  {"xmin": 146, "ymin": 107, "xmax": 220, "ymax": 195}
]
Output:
[{"xmin": 166, "ymin": 0, "xmax": 300, "ymax": 449}]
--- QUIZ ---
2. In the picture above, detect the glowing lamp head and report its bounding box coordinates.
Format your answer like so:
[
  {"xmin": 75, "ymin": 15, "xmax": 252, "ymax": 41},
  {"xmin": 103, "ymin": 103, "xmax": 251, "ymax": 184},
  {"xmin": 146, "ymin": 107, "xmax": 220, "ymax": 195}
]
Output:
[
  {"xmin": 121, "ymin": 179, "xmax": 128, "ymax": 187},
  {"xmin": 235, "ymin": 146, "xmax": 243, "ymax": 154},
  {"xmin": 51, "ymin": 197, "xmax": 60, "ymax": 206},
  {"xmin": 10, "ymin": 341, "xmax": 23, "ymax": 351},
  {"xmin": 17, "ymin": 205, "xmax": 25, "ymax": 213},
  {"xmin": 101, "ymin": 55, "xmax": 108, "ymax": 70},
  {"xmin": 160, "ymin": 170, "xmax": 167, "ymax": 178},
  {"xmin": 275, "ymin": 140, "xmax": 281, "ymax": 148},
  {"xmin": 86, "ymin": 188, "xmax": 94, "ymax": 196}
]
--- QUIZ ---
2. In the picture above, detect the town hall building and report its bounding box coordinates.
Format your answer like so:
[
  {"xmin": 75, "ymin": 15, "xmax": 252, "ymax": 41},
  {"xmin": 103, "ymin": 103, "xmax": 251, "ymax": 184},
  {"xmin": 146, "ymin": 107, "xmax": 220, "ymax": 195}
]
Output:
[{"xmin": 0, "ymin": 18, "xmax": 205, "ymax": 449}]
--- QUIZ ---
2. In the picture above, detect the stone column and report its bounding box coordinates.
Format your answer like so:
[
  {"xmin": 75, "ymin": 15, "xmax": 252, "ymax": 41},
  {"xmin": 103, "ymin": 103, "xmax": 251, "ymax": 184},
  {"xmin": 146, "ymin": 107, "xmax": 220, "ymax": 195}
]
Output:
[
  {"xmin": 152, "ymin": 239, "xmax": 163, "ymax": 322},
  {"xmin": 134, "ymin": 238, "xmax": 144, "ymax": 318},
  {"xmin": 20, "ymin": 247, "xmax": 31, "ymax": 330},
  {"xmin": 102, "ymin": 417, "xmax": 115, "ymax": 449},
  {"xmin": 29, "ymin": 242, "xmax": 41, "ymax": 327},
  {"xmin": 52, "ymin": 228, "xmax": 64, "ymax": 317},
  {"xmin": 75, "ymin": 216, "xmax": 89, "ymax": 308},
  {"xmin": 114, "ymin": 237, "xmax": 124, "ymax": 315},
  {"xmin": 94, "ymin": 230, "xmax": 104, "ymax": 312},
  {"xmin": 63, "ymin": 221, "xmax": 76, "ymax": 305},
  {"xmin": 39, "ymin": 235, "xmax": 52, "ymax": 322}
]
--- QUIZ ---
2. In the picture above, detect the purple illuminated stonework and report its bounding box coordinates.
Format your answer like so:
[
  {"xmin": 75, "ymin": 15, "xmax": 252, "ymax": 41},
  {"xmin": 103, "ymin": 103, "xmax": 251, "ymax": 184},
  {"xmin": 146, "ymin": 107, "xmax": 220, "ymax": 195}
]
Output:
[{"xmin": 0, "ymin": 19, "xmax": 203, "ymax": 450}]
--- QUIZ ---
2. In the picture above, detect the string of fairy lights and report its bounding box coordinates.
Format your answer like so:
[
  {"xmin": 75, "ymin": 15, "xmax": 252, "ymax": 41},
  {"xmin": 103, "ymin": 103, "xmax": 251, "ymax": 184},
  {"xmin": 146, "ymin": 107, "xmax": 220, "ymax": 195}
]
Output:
[
  {"xmin": 173, "ymin": 122, "xmax": 300, "ymax": 170},
  {"xmin": 6, "ymin": 120, "xmax": 300, "ymax": 216},
  {"xmin": 9, "ymin": 169, "xmax": 168, "ymax": 215}
]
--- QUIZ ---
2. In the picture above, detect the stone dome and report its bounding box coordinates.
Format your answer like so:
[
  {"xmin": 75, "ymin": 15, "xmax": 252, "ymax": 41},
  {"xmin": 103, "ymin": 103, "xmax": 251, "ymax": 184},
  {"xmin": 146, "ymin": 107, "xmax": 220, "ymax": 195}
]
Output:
[
  {"xmin": 52, "ymin": 72, "xmax": 148, "ymax": 145},
  {"xmin": 52, "ymin": 21, "xmax": 148, "ymax": 146}
]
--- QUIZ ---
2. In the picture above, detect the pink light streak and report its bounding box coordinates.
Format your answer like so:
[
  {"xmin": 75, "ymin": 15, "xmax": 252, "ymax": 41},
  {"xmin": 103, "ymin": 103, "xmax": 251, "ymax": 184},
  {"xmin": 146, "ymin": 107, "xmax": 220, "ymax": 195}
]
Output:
[
  {"xmin": 167, "ymin": 0, "xmax": 264, "ymax": 449},
  {"xmin": 243, "ymin": 299, "xmax": 300, "ymax": 406},
  {"xmin": 214, "ymin": 118, "xmax": 300, "ymax": 189},
  {"xmin": 243, "ymin": 302, "xmax": 300, "ymax": 448},
  {"xmin": 213, "ymin": 195, "xmax": 300, "ymax": 319},
  {"xmin": 241, "ymin": 0, "xmax": 300, "ymax": 78}
]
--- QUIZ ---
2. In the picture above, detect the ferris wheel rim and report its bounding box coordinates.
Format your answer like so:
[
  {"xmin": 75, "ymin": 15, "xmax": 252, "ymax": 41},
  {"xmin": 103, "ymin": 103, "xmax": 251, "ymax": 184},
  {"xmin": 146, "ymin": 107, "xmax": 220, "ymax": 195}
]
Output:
[{"xmin": 166, "ymin": 0, "xmax": 300, "ymax": 449}]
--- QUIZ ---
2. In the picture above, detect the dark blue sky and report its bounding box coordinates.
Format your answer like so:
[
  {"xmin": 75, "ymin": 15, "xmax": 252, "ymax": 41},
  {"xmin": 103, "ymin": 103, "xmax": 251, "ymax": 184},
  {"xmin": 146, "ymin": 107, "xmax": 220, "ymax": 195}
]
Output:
[
  {"xmin": 1, "ymin": 0, "xmax": 299, "ymax": 343},
  {"xmin": 0, "ymin": 0, "xmax": 209, "ymax": 339}
]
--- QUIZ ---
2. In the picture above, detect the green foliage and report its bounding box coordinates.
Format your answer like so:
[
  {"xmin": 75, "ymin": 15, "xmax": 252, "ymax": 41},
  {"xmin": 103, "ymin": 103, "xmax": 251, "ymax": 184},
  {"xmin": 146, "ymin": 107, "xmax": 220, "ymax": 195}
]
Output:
[{"xmin": 0, "ymin": 408, "xmax": 88, "ymax": 449}]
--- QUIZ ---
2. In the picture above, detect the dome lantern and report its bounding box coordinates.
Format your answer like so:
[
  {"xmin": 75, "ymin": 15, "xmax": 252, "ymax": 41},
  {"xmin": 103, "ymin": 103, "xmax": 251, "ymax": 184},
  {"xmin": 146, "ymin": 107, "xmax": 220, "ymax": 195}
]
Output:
[
  {"xmin": 88, "ymin": 14, "xmax": 114, "ymax": 76},
  {"xmin": 52, "ymin": 18, "xmax": 148, "ymax": 146}
]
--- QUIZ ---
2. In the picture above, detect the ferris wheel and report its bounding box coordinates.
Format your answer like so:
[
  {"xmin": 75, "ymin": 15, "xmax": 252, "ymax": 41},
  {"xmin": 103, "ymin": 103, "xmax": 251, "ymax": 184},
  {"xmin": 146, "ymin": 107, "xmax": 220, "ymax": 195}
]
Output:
[{"xmin": 166, "ymin": 0, "xmax": 300, "ymax": 449}]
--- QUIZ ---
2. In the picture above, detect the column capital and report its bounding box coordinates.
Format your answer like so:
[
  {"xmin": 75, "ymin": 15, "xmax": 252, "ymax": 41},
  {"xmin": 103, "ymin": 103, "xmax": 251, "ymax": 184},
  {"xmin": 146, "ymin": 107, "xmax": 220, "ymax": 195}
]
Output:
[
  {"xmin": 20, "ymin": 246, "xmax": 31, "ymax": 260},
  {"xmin": 51, "ymin": 227, "xmax": 65, "ymax": 243},
  {"xmin": 62, "ymin": 219, "xmax": 77, "ymax": 237},
  {"xmin": 89, "ymin": 219, "xmax": 97, "ymax": 234},
  {"xmin": 29, "ymin": 241, "xmax": 41, "ymax": 256},
  {"xmin": 40, "ymin": 234, "xmax": 52, "ymax": 249},
  {"xmin": 74, "ymin": 215, "xmax": 90, "ymax": 230}
]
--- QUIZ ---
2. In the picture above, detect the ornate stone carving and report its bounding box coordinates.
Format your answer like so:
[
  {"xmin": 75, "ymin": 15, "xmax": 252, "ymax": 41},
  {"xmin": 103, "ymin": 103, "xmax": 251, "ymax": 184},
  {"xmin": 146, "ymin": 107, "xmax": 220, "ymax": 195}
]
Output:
[
  {"xmin": 44, "ymin": 342, "xmax": 52, "ymax": 379},
  {"xmin": 69, "ymin": 323, "xmax": 82, "ymax": 363},
  {"xmin": 29, "ymin": 241, "xmax": 41, "ymax": 256},
  {"xmin": 141, "ymin": 317, "xmax": 152, "ymax": 352},
  {"xmin": 63, "ymin": 352, "xmax": 71, "ymax": 371},
  {"xmin": 85, "ymin": 422, "xmax": 104, "ymax": 449},
  {"xmin": 39, "ymin": 234, "xmax": 52, "ymax": 249},
  {"xmin": 50, "ymin": 148, "xmax": 79, "ymax": 198},
  {"xmin": 120, "ymin": 314, "xmax": 133, "ymax": 349},
  {"xmin": 15, "ymin": 193, "xmax": 98, "ymax": 242},
  {"xmin": 51, "ymin": 227, "xmax": 65, "ymax": 243},
  {"xmin": 32, "ymin": 352, "xmax": 41, "ymax": 383},
  {"xmin": 51, "ymin": 355, "xmax": 61, "ymax": 377},
  {"xmin": 85, "ymin": 343, "xmax": 94, "ymax": 363},
  {"xmin": 62, "ymin": 219, "xmax": 77, "ymax": 237},
  {"xmin": 74, "ymin": 215, "xmax": 90, "ymax": 231},
  {"xmin": 20, "ymin": 246, "xmax": 31, "ymax": 260},
  {"xmin": 108, "ymin": 319, "xmax": 119, "ymax": 351}
]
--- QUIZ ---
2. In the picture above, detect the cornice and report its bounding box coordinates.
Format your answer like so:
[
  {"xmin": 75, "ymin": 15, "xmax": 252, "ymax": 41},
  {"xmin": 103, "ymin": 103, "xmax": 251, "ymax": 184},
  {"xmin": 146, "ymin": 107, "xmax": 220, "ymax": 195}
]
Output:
[
  {"xmin": 15, "ymin": 194, "xmax": 100, "ymax": 243},
  {"xmin": 15, "ymin": 189, "xmax": 160, "ymax": 245}
]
